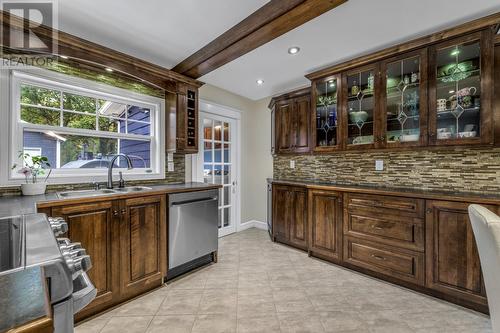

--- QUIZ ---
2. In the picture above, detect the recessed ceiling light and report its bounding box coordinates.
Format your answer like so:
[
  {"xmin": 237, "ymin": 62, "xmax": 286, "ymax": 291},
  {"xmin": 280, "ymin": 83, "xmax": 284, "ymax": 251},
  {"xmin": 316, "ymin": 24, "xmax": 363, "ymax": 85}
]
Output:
[
  {"xmin": 288, "ymin": 46, "xmax": 300, "ymax": 55},
  {"xmin": 256, "ymin": 79, "xmax": 264, "ymax": 85},
  {"xmin": 60, "ymin": 55, "xmax": 68, "ymax": 59},
  {"xmin": 105, "ymin": 67, "xmax": 114, "ymax": 72}
]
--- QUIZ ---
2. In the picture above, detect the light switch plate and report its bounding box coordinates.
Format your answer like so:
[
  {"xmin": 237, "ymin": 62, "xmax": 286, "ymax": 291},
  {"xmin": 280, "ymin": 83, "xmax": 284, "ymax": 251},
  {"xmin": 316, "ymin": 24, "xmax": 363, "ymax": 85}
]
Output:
[
  {"xmin": 375, "ymin": 160, "xmax": 384, "ymax": 171},
  {"xmin": 167, "ymin": 152, "xmax": 174, "ymax": 162},
  {"xmin": 290, "ymin": 160, "xmax": 295, "ymax": 169},
  {"xmin": 167, "ymin": 162, "xmax": 174, "ymax": 172}
]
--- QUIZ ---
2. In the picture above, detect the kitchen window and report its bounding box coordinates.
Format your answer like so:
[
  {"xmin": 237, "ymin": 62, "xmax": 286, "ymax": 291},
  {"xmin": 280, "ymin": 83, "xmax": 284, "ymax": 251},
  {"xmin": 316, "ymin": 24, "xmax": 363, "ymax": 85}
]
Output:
[{"xmin": 4, "ymin": 70, "xmax": 165, "ymax": 185}]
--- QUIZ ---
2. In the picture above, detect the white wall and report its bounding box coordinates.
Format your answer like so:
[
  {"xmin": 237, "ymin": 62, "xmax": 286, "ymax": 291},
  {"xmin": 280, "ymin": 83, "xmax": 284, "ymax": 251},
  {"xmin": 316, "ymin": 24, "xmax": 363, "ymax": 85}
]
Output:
[{"xmin": 192, "ymin": 84, "xmax": 273, "ymax": 224}]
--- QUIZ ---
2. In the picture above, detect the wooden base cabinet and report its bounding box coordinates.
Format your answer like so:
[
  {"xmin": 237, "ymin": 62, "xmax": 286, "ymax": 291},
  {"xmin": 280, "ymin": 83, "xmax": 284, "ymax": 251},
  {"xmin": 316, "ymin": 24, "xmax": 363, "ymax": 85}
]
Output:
[
  {"xmin": 52, "ymin": 201, "xmax": 119, "ymax": 319},
  {"xmin": 119, "ymin": 196, "xmax": 166, "ymax": 299},
  {"xmin": 272, "ymin": 185, "xmax": 308, "ymax": 250},
  {"xmin": 50, "ymin": 194, "xmax": 167, "ymax": 320},
  {"xmin": 307, "ymin": 189, "xmax": 342, "ymax": 262},
  {"xmin": 425, "ymin": 200, "xmax": 489, "ymax": 310},
  {"xmin": 271, "ymin": 182, "xmax": 496, "ymax": 313}
]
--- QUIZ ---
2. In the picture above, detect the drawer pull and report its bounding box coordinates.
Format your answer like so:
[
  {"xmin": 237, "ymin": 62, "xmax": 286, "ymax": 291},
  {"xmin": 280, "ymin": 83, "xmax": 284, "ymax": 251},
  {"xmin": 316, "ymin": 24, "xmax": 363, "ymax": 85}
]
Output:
[
  {"xmin": 371, "ymin": 254, "xmax": 386, "ymax": 261},
  {"xmin": 371, "ymin": 225, "xmax": 384, "ymax": 230}
]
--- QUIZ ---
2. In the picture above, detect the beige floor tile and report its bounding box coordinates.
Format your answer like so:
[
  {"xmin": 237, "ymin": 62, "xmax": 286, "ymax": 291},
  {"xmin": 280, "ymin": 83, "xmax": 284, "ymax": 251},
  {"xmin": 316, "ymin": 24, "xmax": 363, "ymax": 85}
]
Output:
[
  {"xmin": 319, "ymin": 311, "xmax": 367, "ymax": 332},
  {"xmin": 145, "ymin": 315, "xmax": 195, "ymax": 333},
  {"xmin": 156, "ymin": 289, "xmax": 202, "ymax": 315},
  {"xmin": 191, "ymin": 314, "xmax": 237, "ymax": 333},
  {"xmin": 277, "ymin": 312, "xmax": 325, "ymax": 333},
  {"xmin": 81, "ymin": 229, "xmax": 491, "ymax": 333},
  {"xmin": 237, "ymin": 294, "xmax": 276, "ymax": 318},
  {"xmin": 237, "ymin": 314, "xmax": 280, "ymax": 333},
  {"xmin": 110, "ymin": 293, "xmax": 166, "ymax": 316},
  {"xmin": 198, "ymin": 288, "xmax": 237, "ymax": 314},
  {"xmin": 100, "ymin": 316, "xmax": 153, "ymax": 333},
  {"xmin": 75, "ymin": 318, "xmax": 110, "ymax": 333}
]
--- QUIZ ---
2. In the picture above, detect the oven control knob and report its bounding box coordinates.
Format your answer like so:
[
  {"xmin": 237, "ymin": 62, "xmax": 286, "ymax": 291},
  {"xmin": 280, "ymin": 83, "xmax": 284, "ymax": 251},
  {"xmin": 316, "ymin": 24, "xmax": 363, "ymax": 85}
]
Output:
[
  {"xmin": 66, "ymin": 254, "xmax": 92, "ymax": 278},
  {"xmin": 74, "ymin": 255, "xmax": 92, "ymax": 273},
  {"xmin": 49, "ymin": 218, "xmax": 68, "ymax": 236},
  {"xmin": 57, "ymin": 238, "xmax": 71, "ymax": 246},
  {"xmin": 60, "ymin": 242, "xmax": 82, "ymax": 252}
]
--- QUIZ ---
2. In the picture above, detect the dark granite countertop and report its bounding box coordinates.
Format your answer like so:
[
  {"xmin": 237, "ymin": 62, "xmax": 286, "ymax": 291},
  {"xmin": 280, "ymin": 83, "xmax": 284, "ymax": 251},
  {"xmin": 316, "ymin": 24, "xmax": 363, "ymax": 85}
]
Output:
[
  {"xmin": 0, "ymin": 182, "xmax": 221, "ymax": 219},
  {"xmin": 0, "ymin": 267, "xmax": 51, "ymax": 333},
  {"xmin": 268, "ymin": 178, "xmax": 500, "ymax": 204}
]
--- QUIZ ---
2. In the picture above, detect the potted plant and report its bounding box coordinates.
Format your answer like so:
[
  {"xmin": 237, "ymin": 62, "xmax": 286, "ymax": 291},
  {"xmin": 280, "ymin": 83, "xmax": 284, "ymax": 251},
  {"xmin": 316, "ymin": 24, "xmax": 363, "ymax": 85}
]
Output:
[{"xmin": 12, "ymin": 152, "xmax": 51, "ymax": 196}]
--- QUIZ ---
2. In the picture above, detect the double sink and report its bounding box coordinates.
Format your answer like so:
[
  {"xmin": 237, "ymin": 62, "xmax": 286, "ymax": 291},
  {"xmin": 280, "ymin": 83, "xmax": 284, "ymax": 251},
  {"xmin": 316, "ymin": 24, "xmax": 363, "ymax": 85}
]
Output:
[{"xmin": 57, "ymin": 186, "xmax": 152, "ymax": 199}]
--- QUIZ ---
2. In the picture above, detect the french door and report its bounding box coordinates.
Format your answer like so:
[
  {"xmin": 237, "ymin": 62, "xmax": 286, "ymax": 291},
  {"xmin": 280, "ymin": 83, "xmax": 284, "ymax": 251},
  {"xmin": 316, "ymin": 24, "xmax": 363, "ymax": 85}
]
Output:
[{"xmin": 199, "ymin": 112, "xmax": 238, "ymax": 237}]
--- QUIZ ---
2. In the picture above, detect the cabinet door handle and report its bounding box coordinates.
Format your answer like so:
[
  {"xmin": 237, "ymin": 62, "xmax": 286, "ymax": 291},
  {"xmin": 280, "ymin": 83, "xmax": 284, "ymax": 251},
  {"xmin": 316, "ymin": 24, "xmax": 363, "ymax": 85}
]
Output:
[
  {"xmin": 371, "ymin": 254, "xmax": 386, "ymax": 261},
  {"xmin": 113, "ymin": 210, "xmax": 119, "ymax": 216},
  {"xmin": 120, "ymin": 209, "xmax": 127, "ymax": 215},
  {"xmin": 426, "ymin": 208, "xmax": 433, "ymax": 214}
]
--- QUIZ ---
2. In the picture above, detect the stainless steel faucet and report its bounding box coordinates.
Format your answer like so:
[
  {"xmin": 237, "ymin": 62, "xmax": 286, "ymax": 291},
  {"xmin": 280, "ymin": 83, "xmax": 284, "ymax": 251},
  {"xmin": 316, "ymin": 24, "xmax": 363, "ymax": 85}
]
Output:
[{"xmin": 107, "ymin": 154, "xmax": 133, "ymax": 189}]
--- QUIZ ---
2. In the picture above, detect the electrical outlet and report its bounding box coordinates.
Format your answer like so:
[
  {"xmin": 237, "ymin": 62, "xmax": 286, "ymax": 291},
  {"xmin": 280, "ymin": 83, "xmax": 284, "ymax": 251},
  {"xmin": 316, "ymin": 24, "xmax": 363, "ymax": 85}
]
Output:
[
  {"xmin": 375, "ymin": 160, "xmax": 384, "ymax": 171},
  {"xmin": 167, "ymin": 162, "xmax": 174, "ymax": 172},
  {"xmin": 290, "ymin": 160, "xmax": 295, "ymax": 169}
]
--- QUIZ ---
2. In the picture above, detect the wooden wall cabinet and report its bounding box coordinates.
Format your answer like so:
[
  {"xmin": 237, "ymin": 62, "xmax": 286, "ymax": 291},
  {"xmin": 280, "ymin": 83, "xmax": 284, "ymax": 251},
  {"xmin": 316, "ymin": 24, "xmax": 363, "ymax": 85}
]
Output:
[
  {"xmin": 270, "ymin": 88, "xmax": 311, "ymax": 155},
  {"xmin": 307, "ymin": 189, "xmax": 343, "ymax": 262},
  {"xmin": 271, "ymin": 26, "xmax": 496, "ymax": 153},
  {"xmin": 50, "ymin": 194, "xmax": 167, "ymax": 320},
  {"xmin": 425, "ymin": 200, "xmax": 489, "ymax": 310},
  {"xmin": 166, "ymin": 83, "xmax": 199, "ymax": 154},
  {"xmin": 272, "ymin": 185, "xmax": 308, "ymax": 249}
]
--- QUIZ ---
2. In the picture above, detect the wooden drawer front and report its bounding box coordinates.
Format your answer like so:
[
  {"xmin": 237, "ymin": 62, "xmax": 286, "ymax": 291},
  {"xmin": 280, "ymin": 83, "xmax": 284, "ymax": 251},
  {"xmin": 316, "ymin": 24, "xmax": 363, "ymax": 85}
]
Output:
[
  {"xmin": 346, "ymin": 213, "xmax": 424, "ymax": 251},
  {"xmin": 347, "ymin": 193, "xmax": 424, "ymax": 218},
  {"xmin": 344, "ymin": 237, "xmax": 424, "ymax": 285}
]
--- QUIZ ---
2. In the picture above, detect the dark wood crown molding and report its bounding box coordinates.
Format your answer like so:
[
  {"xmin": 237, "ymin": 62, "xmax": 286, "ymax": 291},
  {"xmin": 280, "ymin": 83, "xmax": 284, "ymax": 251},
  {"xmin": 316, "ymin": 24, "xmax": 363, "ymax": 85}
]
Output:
[
  {"xmin": 173, "ymin": 0, "xmax": 347, "ymax": 79},
  {"xmin": 268, "ymin": 86, "xmax": 310, "ymax": 109},
  {"xmin": 306, "ymin": 11, "xmax": 500, "ymax": 81},
  {"xmin": 0, "ymin": 10, "xmax": 203, "ymax": 90}
]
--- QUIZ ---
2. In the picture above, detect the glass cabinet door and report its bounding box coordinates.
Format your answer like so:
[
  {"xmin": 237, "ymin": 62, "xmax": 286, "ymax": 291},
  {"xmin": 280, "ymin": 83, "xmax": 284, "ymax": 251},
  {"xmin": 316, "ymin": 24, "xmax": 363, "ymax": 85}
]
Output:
[
  {"xmin": 431, "ymin": 34, "xmax": 488, "ymax": 144},
  {"xmin": 314, "ymin": 76, "xmax": 339, "ymax": 149},
  {"xmin": 384, "ymin": 51, "xmax": 426, "ymax": 146},
  {"xmin": 346, "ymin": 67, "xmax": 376, "ymax": 147}
]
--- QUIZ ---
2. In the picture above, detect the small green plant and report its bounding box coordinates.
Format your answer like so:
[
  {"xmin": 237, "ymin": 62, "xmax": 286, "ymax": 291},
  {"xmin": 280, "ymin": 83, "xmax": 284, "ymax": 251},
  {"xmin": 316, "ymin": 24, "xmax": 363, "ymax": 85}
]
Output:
[{"xmin": 11, "ymin": 152, "xmax": 51, "ymax": 184}]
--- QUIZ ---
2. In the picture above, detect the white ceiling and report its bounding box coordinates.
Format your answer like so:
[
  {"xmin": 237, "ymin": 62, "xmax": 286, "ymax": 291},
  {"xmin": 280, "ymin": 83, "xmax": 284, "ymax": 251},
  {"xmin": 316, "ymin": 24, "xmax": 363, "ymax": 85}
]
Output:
[
  {"xmin": 201, "ymin": 0, "xmax": 500, "ymax": 100},
  {"xmin": 57, "ymin": 0, "xmax": 269, "ymax": 69},
  {"xmin": 57, "ymin": 0, "xmax": 500, "ymax": 101}
]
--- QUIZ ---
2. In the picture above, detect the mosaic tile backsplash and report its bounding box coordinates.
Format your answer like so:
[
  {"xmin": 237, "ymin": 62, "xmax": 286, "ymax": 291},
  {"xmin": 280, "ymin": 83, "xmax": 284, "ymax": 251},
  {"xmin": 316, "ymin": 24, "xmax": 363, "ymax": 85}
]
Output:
[
  {"xmin": 0, "ymin": 154, "xmax": 185, "ymax": 197},
  {"xmin": 273, "ymin": 147, "xmax": 500, "ymax": 195}
]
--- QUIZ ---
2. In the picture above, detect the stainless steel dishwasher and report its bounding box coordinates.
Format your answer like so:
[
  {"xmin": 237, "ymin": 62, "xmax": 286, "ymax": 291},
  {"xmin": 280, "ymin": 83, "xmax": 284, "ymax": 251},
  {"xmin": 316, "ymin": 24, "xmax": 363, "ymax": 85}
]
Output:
[{"xmin": 167, "ymin": 189, "xmax": 219, "ymax": 279}]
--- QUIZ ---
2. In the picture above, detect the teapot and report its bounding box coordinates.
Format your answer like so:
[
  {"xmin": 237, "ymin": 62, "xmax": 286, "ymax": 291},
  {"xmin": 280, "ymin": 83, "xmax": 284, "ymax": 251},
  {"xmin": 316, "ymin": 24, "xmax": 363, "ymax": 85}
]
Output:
[{"xmin": 456, "ymin": 87, "xmax": 477, "ymax": 97}]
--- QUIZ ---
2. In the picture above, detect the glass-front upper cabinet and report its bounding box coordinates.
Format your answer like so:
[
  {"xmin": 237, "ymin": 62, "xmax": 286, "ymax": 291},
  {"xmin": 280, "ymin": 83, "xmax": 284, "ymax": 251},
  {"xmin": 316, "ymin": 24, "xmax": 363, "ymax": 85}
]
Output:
[
  {"xmin": 345, "ymin": 65, "xmax": 378, "ymax": 148},
  {"xmin": 382, "ymin": 50, "xmax": 427, "ymax": 147},
  {"xmin": 429, "ymin": 31, "xmax": 493, "ymax": 145},
  {"xmin": 314, "ymin": 75, "xmax": 341, "ymax": 151}
]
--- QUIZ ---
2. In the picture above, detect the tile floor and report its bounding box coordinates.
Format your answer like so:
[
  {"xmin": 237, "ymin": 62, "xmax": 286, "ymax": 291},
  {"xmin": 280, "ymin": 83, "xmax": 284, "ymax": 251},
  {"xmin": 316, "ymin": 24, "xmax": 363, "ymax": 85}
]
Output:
[{"xmin": 76, "ymin": 228, "xmax": 492, "ymax": 333}]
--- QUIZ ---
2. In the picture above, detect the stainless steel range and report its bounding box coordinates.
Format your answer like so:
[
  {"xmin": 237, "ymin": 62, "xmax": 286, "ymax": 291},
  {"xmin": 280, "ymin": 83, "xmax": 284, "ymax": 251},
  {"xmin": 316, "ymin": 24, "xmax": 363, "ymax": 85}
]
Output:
[{"xmin": 0, "ymin": 213, "xmax": 96, "ymax": 332}]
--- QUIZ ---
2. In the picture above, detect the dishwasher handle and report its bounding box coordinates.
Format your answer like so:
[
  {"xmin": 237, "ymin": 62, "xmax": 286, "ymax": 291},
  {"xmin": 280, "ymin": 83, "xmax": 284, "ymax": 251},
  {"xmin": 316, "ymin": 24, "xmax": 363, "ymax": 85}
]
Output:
[{"xmin": 170, "ymin": 197, "xmax": 218, "ymax": 207}]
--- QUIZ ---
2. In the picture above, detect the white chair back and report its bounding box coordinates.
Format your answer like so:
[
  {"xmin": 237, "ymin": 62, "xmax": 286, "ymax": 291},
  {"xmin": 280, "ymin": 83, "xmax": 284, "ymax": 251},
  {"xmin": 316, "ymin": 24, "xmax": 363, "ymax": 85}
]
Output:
[{"xmin": 469, "ymin": 204, "xmax": 500, "ymax": 332}]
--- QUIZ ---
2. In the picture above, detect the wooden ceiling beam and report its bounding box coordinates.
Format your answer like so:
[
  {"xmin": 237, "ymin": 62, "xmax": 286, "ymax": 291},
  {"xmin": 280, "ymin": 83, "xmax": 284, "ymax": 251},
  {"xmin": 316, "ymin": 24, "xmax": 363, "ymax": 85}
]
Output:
[
  {"xmin": 0, "ymin": 10, "xmax": 203, "ymax": 89},
  {"xmin": 174, "ymin": 0, "xmax": 347, "ymax": 78}
]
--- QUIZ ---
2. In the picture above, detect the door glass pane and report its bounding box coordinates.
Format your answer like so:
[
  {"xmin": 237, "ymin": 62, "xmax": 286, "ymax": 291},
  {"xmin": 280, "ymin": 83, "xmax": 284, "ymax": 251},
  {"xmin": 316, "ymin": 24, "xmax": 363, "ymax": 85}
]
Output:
[
  {"xmin": 223, "ymin": 143, "xmax": 230, "ymax": 163},
  {"xmin": 436, "ymin": 40, "xmax": 481, "ymax": 139},
  {"xmin": 223, "ymin": 122, "xmax": 230, "ymax": 142},
  {"xmin": 386, "ymin": 56, "xmax": 421, "ymax": 143},
  {"xmin": 203, "ymin": 119, "xmax": 213, "ymax": 140},
  {"xmin": 347, "ymin": 69, "xmax": 375, "ymax": 145},
  {"xmin": 214, "ymin": 120, "xmax": 222, "ymax": 141},
  {"xmin": 224, "ymin": 186, "xmax": 230, "ymax": 206},
  {"xmin": 223, "ymin": 165, "xmax": 231, "ymax": 185},
  {"xmin": 223, "ymin": 207, "xmax": 230, "ymax": 227},
  {"xmin": 203, "ymin": 164, "xmax": 212, "ymax": 183},
  {"xmin": 218, "ymin": 208, "xmax": 222, "ymax": 229},
  {"xmin": 316, "ymin": 78, "xmax": 338, "ymax": 147}
]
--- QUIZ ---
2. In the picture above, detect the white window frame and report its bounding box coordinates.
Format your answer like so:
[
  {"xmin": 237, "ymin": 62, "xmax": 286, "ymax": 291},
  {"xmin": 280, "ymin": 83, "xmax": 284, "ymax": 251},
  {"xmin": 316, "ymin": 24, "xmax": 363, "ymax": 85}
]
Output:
[{"xmin": 0, "ymin": 68, "xmax": 165, "ymax": 186}]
